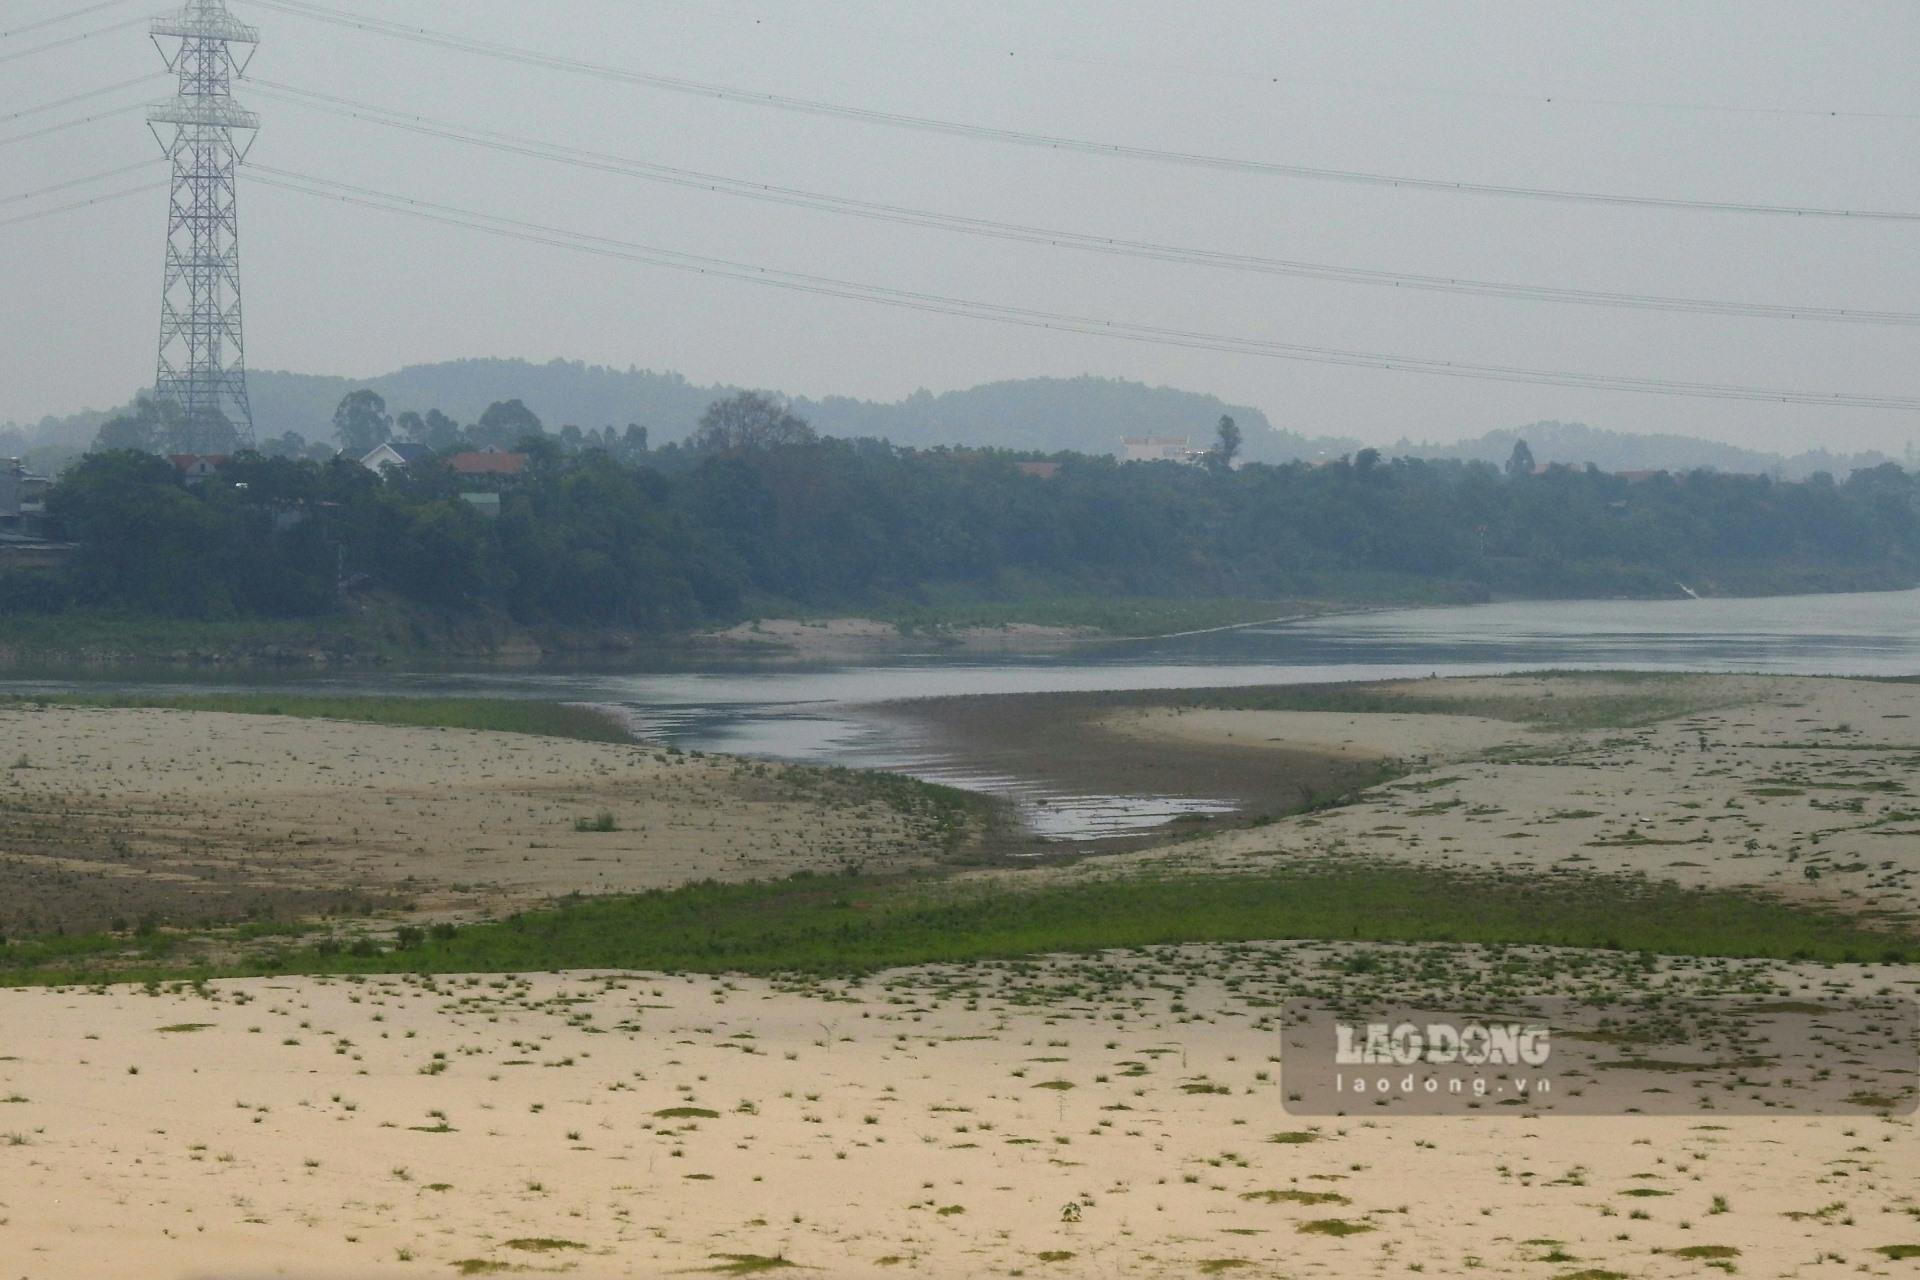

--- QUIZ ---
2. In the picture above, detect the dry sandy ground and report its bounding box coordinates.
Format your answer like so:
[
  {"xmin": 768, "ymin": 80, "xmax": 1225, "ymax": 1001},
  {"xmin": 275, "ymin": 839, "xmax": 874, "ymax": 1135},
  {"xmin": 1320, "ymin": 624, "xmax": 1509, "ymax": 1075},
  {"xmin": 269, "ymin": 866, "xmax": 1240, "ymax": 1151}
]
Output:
[
  {"xmin": 1, "ymin": 945, "xmax": 1914, "ymax": 1280},
  {"xmin": 0, "ymin": 707, "xmax": 953, "ymax": 935},
  {"xmin": 1103, "ymin": 706, "xmax": 1531, "ymax": 763},
  {"xmin": 4, "ymin": 676, "xmax": 1919, "ymax": 1277},
  {"xmin": 1097, "ymin": 676, "xmax": 1920, "ymax": 923}
]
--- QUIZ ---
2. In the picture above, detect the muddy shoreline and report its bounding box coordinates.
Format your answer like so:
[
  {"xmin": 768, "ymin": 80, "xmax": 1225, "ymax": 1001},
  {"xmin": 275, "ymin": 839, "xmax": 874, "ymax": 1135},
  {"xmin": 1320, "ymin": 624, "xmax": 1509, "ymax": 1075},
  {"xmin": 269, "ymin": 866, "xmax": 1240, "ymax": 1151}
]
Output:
[{"xmin": 866, "ymin": 688, "xmax": 1396, "ymax": 849}]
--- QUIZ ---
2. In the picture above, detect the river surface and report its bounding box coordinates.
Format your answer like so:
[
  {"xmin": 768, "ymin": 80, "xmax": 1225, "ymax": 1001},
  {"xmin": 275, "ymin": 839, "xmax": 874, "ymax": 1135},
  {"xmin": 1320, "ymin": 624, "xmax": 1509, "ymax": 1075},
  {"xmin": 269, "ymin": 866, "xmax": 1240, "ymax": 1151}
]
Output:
[{"xmin": 10, "ymin": 589, "xmax": 1920, "ymax": 840}]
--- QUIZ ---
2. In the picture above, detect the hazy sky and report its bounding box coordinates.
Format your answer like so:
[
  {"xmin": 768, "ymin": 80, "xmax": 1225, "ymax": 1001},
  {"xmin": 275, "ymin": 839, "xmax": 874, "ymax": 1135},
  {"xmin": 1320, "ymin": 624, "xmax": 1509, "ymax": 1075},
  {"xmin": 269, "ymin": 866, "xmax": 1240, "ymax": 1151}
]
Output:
[{"xmin": 4, "ymin": 0, "xmax": 1918, "ymax": 453}]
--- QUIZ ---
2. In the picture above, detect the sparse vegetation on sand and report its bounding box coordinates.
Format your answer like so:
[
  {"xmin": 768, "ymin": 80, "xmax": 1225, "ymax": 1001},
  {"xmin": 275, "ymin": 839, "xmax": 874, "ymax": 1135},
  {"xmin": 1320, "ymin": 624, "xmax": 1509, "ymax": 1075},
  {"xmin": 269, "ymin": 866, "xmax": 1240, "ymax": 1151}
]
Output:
[
  {"xmin": 8, "ymin": 861, "xmax": 1907, "ymax": 984},
  {"xmin": 3, "ymin": 692, "xmax": 633, "ymax": 743}
]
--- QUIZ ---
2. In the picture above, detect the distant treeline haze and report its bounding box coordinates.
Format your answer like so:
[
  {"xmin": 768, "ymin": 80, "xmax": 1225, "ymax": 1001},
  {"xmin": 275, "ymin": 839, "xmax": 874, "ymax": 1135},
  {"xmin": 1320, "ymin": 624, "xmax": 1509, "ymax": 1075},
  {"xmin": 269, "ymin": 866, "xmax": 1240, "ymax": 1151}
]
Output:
[{"xmin": 12, "ymin": 393, "xmax": 1919, "ymax": 627}]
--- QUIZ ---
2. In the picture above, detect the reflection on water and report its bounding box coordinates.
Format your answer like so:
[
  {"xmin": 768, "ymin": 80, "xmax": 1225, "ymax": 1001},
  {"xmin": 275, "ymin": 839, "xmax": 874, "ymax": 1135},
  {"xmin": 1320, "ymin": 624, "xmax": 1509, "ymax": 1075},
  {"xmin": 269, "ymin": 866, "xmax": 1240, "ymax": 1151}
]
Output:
[{"xmin": 8, "ymin": 589, "xmax": 1919, "ymax": 841}]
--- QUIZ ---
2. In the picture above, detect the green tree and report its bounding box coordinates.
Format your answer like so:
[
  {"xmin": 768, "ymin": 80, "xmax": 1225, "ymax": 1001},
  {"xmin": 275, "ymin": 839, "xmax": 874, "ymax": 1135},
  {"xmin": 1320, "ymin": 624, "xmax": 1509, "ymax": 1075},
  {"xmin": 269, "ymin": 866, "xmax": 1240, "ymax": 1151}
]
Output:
[
  {"xmin": 168, "ymin": 406, "xmax": 239, "ymax": 457},
  {"xmin": 333, "ymin": 390, "xmax": 393, "ymax": 454},
  {"xmin": 47, "ymin": 451, "xmax": 229, "ymax": 615},
  {"xmin": 412, "ymin": 408, "xmax": 465, "ymax": 452},
  {"xmin": 1206, "ymin": 415, "xmax": 1242, "ymax": 473},
  {"xmin": 689, "ymin": 392, "xmax": 816, "ymax": 455},
  {"xmin": 471, "ymin": 399, "xmax": 543, "ymax": 450},
  {"xmin": 1505, "ymin": 439, "xmax": 1536, "ymax": 479},
  {"xmin": 92, "ymin": 398, "xmax": 177, "ymax": 454},
  {"xmin": 616, "ymin": 424, "xmax": 650, "ymax": 461}
]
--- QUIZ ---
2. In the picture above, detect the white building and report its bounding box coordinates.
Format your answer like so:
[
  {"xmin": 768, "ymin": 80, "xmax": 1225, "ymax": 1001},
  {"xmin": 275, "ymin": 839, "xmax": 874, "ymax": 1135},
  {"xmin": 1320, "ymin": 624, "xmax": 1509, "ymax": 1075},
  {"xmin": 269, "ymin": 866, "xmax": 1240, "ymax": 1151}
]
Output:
[
  {"xmin": 1120, "ymin": 435, "xmax": 1203, "ymax": 465},
  {"xmin": 358, "ymin": 441, "xmax": 437, "ymax": 476}
]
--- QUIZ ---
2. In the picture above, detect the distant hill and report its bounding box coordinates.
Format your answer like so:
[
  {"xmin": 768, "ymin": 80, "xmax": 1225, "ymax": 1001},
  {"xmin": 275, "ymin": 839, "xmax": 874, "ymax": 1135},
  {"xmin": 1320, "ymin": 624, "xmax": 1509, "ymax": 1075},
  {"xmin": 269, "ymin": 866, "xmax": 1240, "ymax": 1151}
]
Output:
[
  {"xmin": 791, "ymin": 374, "xmax": 1349, "ymax": 462},
  {"xmin": 7, "ymin": 362, "xmax": 1904, "ymax": 479},
  {"xmin": 4, "ymin": 359, "xmax": 1339, "ymax": 462},
  {"xmin": 1396, "ymin": 420, "xmax": 1902, "ymax": 482}
]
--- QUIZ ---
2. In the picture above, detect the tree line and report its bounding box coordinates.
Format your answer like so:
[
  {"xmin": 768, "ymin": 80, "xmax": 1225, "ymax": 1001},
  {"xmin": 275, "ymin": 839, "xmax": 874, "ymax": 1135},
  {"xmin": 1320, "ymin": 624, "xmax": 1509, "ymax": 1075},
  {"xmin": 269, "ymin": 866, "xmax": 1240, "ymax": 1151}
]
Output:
[
  {"xmin": 14, "ymin": 391, "xmax": 1919, "ymax": 628},
  {"xmin": 90, "ymin": 390, "xmax": 654, "ymax": 464}
]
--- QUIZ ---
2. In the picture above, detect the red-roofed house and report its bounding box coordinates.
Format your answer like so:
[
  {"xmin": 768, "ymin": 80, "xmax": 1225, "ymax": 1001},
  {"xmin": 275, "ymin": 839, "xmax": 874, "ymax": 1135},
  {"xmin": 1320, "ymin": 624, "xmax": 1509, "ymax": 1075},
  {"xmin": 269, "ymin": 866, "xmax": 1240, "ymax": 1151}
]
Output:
[
  {"xmin": 446, "ymin": 450, "xmax": 529, "ymax": 478},
  {"xmin": 168, "ymin": 455, "xmax": 228, "ymax": 485}
]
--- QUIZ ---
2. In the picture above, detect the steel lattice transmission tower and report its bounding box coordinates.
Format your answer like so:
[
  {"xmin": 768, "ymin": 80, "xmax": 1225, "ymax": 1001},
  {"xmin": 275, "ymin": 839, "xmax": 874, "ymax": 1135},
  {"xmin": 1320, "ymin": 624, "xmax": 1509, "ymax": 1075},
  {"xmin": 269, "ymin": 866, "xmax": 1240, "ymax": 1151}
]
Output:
[{"xmin": 148, "ymin": 0, "xmax": 260, "ymax": 449}]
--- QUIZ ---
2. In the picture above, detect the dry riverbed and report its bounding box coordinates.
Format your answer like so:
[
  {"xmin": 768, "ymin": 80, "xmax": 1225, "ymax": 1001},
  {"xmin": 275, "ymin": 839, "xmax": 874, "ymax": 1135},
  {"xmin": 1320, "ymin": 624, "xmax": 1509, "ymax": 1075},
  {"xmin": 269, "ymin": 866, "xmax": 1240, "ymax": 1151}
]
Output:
[
  {"xmin": 1, "ymin": 945, "xmax": 1913, "ymax": 1279},
  {"xmin": 0, "ymin": 705, "xmax": 972, "ymax": 937},
  {"xmin": 3, "ymin": 673, "xmax": 1918, "ymax": 1279},
  {"xmin": 1083, "ymin": 675, "xmax": 1920, "ymax": 927}
]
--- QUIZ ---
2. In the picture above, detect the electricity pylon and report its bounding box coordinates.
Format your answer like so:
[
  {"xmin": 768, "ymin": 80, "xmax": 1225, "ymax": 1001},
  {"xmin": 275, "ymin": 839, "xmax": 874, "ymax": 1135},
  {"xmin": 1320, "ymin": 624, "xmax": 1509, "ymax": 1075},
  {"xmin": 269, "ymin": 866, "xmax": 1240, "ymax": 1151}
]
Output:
[{"xmin": 149, "ymin": 0, "xmax": 260, "ymax": 450}]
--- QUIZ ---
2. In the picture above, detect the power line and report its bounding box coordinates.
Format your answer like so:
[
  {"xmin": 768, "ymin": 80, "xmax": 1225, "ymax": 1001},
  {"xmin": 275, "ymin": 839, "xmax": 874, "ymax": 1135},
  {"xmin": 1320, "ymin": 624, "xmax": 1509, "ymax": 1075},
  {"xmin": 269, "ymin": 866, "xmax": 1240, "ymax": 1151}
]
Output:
[
  {"xmin": 0, "ymin": 13, "xmax": 150, "ymax": 65},
  {"xmin": 249, "ymin": 0, "xmax": 1920, "ymax": 223},
  {"xmin": 253, "ymin": 78, "xmax": 1920, "ymax": 329},
  {"xmin": 2, "ymin": 157, "xmax": 162, "ymax": 205},
  {"xmin": 620, "ymin": 0, "xmax": 1920, "ymax": 125},
  {"xmin": 0, "ymin": 100, "xmax": 149, "ymax": 148},
  {"xmin": 1, "ymin": 72, "xmax": 164, "ymax": 123},
  {"xmin": 0, "ymin": 179, "xmax": 162, "ymax": 229},
  {"xmin": 246, "ymin": 164, "xmax": 1920, "ymax": 411},
  {"xmin": 0, "ymin": 0, "xmax": 138, "ymax": 40}
]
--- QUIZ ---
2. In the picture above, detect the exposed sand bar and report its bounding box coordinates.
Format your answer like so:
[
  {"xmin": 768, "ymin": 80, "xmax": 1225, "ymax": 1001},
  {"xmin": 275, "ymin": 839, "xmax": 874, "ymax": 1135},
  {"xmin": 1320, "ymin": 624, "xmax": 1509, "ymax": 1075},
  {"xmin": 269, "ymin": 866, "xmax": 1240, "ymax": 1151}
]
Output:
[
  {"xmin": 0, "ymin": 706, "xmax": 963, "ymax": 935},
  {"xmin": 1102, "ymin": 705, "xmax": 1531, "ymax": 761},
  {"xmin": 0, "ymin": 946, "xmax": 1911, "ymax": 1279},
  {"xmin": 891, "ymin": 675, "xmax": 1920, "ymax": 922},
  {"xmin": 1091, "ymin": 675, "xmax": 1920, "ymax": 920}
]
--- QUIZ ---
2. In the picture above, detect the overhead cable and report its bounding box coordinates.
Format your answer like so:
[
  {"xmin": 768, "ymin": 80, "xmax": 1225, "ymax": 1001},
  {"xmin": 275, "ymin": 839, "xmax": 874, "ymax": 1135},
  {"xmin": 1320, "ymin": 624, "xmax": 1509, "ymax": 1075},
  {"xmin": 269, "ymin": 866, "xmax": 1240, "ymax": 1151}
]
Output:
[
  {"xmin": 248, "ymin": 0, "xmax": 1920, "ymax": 222},
  {"xmin": 246, "ymin": 164, "xmax": 1920, "ymax": 410},
  {"xmin": 253, "ymin": 78, "xmax": 1920, "ymax": 328}
]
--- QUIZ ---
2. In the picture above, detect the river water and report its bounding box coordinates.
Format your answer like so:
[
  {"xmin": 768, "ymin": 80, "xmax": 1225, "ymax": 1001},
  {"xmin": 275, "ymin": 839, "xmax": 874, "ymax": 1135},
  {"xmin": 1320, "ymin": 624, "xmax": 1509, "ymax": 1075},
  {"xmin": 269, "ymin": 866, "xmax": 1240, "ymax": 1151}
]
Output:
[{"xmin": 11, "ymin": 589, "xmax": 1920, "ymax": 840}]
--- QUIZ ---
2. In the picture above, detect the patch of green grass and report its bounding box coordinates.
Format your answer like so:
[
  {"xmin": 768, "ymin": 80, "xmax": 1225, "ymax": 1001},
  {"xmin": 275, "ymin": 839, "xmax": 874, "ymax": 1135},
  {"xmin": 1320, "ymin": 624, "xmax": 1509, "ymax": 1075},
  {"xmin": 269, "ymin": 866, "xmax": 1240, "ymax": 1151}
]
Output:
[
  {"xmin": 6, "ymin": 858, "xmax": 1910, "ymax": 985},
  {"xmin": 653, "ymin": 1106, "xmax": 721, "ymax": 1119},
  {"xmin": 1668, "ymin": 1246, "xmax": 1740, "ymax": 1260},
  {"xmin": 0, "ymin": 611, "xmax": 404, "ymax": 664},
  {"xmin": 1875, "ymin": 1245, "xmax": 1920, "ymax": 1261},
  {"xmin": 1846, "ymin": 1091, "xmax": 1900, "ymax": 1109},
  {"xmin": 700, "ymin": 1255, "xmax": 796, "ymax": 1276},
  {"xmin": 501, "ymin": 1238, "xmax": 585, "ymax": 1253},
  {"xmin": 1242, "ymin": 1189, "xmax": 1349, "ymax": 1206},
  {"xmin": 156, "ymin": 1022, "xmax": 215, "ymax": 1034},
  {"xmin": 1296, "ymin": 1219, "xmax": 1373, "ymax": 1237},
  {"xmin": 4, "ymin": 692, "xmax": 630, "ymax": 744}
]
